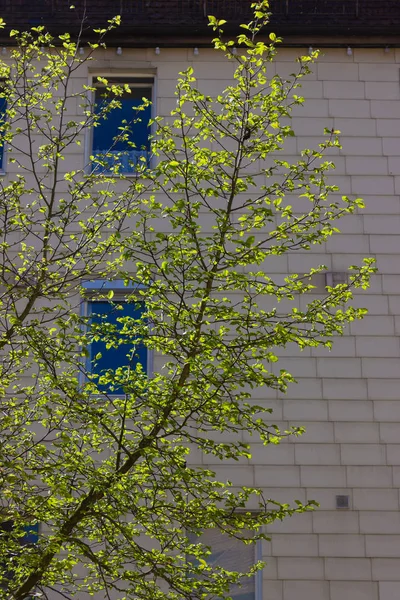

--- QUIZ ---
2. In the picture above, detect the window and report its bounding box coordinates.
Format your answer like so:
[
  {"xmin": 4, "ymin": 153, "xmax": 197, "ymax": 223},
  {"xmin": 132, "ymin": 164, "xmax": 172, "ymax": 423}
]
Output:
[
  {"xmin": 0, "ymin": 521, "xmax": 39, "ymax": 545},
  {"xmin": 83, "ymin": 282, "xmax": 148, "ymax": 394},
  {"xmin": 188, "ymin": 529, "xmax": 261, "ymax": 600},
  {"xmin": 0, "ymin": 83, "xmax": 7, "ymax": 172},
  {"xmin": 0, "ymin": 521, "xmax": 39, "ymax": 591},
  {"xmin": 92, "ymin": 77, "xmax": 153, "ymax": 174}
]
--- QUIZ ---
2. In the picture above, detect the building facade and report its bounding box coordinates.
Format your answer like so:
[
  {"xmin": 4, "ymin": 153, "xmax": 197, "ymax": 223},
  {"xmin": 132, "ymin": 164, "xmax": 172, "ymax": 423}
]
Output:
[{"xmin": 2, "ymin": 1, "xmax": 400, "ymax": 599}]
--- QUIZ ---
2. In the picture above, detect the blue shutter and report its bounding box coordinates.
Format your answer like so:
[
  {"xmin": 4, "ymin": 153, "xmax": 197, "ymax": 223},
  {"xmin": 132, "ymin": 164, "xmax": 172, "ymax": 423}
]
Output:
[{"xmin": 88, "ymin": 300, "xmax": 147, "ymax": 393}]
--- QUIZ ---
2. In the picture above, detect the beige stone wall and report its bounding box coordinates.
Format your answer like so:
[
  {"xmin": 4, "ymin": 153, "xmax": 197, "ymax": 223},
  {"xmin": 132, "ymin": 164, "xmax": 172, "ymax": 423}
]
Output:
[
  {"xmin": 6, "ymin": 43, "xmax": 400, "ymax": 600},
  {"xmin": 261, "ymin": 46, "xmax": 400, "ymax": 600},
  {"xmin": 185, "ymin": 46, "xmax": 400, "ymax": 600},
  {"xmin": 146, "ymin": 45, "xmax": 399, "ymax": 600}
]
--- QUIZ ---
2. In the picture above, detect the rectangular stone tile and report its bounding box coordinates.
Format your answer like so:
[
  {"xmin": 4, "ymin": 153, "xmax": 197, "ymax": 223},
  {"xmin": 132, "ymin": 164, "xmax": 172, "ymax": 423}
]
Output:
[
  {"xmin": 383, "ymin": 275, "xmax": 400, "ymax": 294},
  {"xmin": 211, "ymin": 466, "xmax": 254, "ymax": 486},
  {"xmin": 374, "ymin": 401, "xmax": 400, "ymax": 421},
  {"xmin": 254, "ymin": 465, "xmax": 300, "ymax": 487},
  {"xmin": 370, "ymin": 380, "xmax": 400, "ymax": 400},
  {"xmin": 370, "ymin": 234, "xmax": 400, "ymax": 254},
  {"xmin": 363, "ymin": 255, "xmax": 400, "ymax": 275},
  {"xmin": 346, "ymin": 466, "xmax": 393, "ymax": 488},
  {"xmin": 378, "ymin": 119, "xmax": 400, "ymax": 137},
  {"xmin": 300, "ymin": 466, "xmax": 346, "ymax": 488},
  {"xmin": 335, "ymin": 117, "xmax": 376, "ymax": 137},
  {"xmin": 277, "ymin": 557, "xmax": 324, "ymax": 580},
  {"xmin": 272, "ymin": 534, "xmax": 318, "ymax": 557},
  {"xmin": 352, "ymin": 176, "xmax": 394, "ymax": 195},
  {"xmin": 317, "ymin": 358, "xmax": 362, "ymax": 379},
  {"xmin": 266, "ymin": 512, "xmax": 313, "ymax": 534},
  {"xmin": 283, "ymin": 400, "xmax": 327, "ymax": 421},
  {"xmin": 323, "ymin": 378, "xmax": 368, "ymax": 400},
  {"xmin": 283, "ymin": 580, "xmax": 329, "ymax": 600},
  {"xmin": 312, "ymin": 511, "xmax": 359, "ymax": 534},
  {"xmin": 329, "ymin": 401, "xmax": 374, "ymax": 422},
  {"xmin": 261, "ymin": 580, "xmax": 282, "ymax": 600},
  {"xmin": 292, "ymin": 117, "xmax": 334, "ymax": 136},
  {"xmin": 366, "ymin": 82, "xmax": 400, "ymax": 100},
  {"xmin": 340, "ymin": 444, "xmax": 386, "ymax": 466},
  {"xmin": 346, "ymin": 156, "xmax": 388, "ymax": 175},
  {"xmin": 317, "ymin": 63, "xmax": 359, "ymax": 80},
  {"xmin": 366, "ymin": 535, "xmax": 400, "ymax": 557},
  {"xmin": 353, "ymin": 488, "xmax": 399, "ymax": 511},
  {"xmin": 329, "ymin": 99, "xmax": 370, "ymax": 118},
  {"xmin": 357, "ymin": 337, "xmax": 400, "ymax": 357},
  {"xmin": 380, "ymin": 423, "xmax": 400, "ymax": 443},
  {"xmin": 249, "ymin": 443, "xmax": 295, "ymax": 466},
  {"xmin": 330, "ymin": 581, "xmax": 378, "ymax": 600},
  {"xmin": 360, "ymin": 511, "xmax": 400, "ymax": 534},
  {"xmin": 364, "ymin": 215, "xmax": 400, "ymax": 234},
  {"xmin": 295, "ymin": 444, "xmax": 340, "ymax": 465},
  {"xmin": 325, "ymin": 557, "xmax": 371, "ymax": 580},
  {"xmin": 311, "ymin": 337, "xmax": 356, "ymax": 357},
  {"xmin": 371, "ymin": 101, "xmax": 400, "ymax": 117},
  {"xmin": 340, "ymin": 137, "xmax": 382, "ymax": 155},
  {"xmin": 289, "ymin": 421, "xmax": 334, "ymax": 444},
  {"xmin": 319, "ymin": 534, "xmax": 366, "ymax": 557},
  {"xmin": 387, "ymin": 445, "xmax": 400, "ymax": 465},
  {"xmin": 334, "ymin": 423, "xmax": 380, "ymax": 444},
  {"xmin": 283, "ymin": 379, "xmax": 323, "ymax": 400},
  {"xmin": 351, "ymin": 316, "xmax": 394, "ymax": 336},
  {"xmin": 372, "ymin": 559, "xmax": 400, "ymax": 581},
  {"xmin": 379, "ymin": 582, "xmax": 400, "ymax": 600},
  {"xmin": 324, "ymin": 81, "xmax": 365, "ymax": 99}
]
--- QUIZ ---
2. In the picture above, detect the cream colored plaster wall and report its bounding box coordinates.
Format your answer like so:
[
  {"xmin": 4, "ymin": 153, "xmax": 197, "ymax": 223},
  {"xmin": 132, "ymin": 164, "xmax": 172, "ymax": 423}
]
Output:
[{"xmin": 5, "ymin": 44, "xmax": 400, "ymax": 600}]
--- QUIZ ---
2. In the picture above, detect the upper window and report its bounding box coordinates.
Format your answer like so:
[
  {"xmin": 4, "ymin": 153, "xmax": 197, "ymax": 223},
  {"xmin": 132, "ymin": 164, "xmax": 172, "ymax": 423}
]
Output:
[{"xmin": 92, "ymin": 77, "xmax": 153, "ymax": 174}]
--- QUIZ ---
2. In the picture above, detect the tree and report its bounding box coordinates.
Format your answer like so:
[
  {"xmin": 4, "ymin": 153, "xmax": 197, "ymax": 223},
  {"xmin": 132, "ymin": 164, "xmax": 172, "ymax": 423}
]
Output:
[{"xmin": 0, "ymin": 2, "xmax": 374, "ymax": 599}]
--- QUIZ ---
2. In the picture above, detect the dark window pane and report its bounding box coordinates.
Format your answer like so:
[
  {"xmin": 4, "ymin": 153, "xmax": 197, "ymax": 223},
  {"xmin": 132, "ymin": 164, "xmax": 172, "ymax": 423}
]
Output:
[
  {"xmin": 93, "ymin": 83, "xmax": 152, "ymax": 173},
  {"xmin": 88, "ymin": 300, "xmax": 147, "ymax": 393},
  {"xmin": 0, "ymin": 98, "xmax": 7, "ymax": 171},
  {"xmin": 0, "ymin": 521, "xmax": 39, "ymax": 593},
  {"xmin": 22, "ymin": 523, "xmax": 39, "ymax": 545},
  {"xmin": 188, "ymin": 530, "xmax": 256, "ymax": 600}
]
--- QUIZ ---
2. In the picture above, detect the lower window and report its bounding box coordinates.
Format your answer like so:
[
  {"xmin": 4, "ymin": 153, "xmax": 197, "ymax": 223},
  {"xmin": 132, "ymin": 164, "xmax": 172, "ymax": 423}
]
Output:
[
  {"xmin": 0, "ymin": 521, "xmax": 39, "ymax": 592},
  {"xmin": 188, "ymin": 529, "xmax": 261, "ymax": 600},
  {"xmin": 86, "ymin": 293, "xmax": 148, "ymax": 394}
]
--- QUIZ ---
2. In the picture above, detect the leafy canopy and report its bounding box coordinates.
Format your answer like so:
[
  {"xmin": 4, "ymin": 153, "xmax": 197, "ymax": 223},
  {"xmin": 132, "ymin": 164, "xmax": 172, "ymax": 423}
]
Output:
[{"xmin": 0, "ymin": 2, "xmax": 374, "ymax": 600}]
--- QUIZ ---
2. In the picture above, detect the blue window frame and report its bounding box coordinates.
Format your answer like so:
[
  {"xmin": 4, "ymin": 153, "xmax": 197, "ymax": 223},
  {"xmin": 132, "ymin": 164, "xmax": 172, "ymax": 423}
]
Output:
[
  {"xmin": 92, "ymin": 77, "xmax": 153, "ymax": 174},
  {"xmin": 0, "ymin": 96, "xmax": 7, "ymax": 172},
  {"xmin": 87, "ymin": 298, "xmax": 148, "ymax": 393}
]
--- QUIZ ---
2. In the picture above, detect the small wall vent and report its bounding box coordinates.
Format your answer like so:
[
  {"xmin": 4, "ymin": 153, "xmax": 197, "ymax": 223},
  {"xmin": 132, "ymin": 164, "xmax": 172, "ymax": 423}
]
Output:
[{"xmin": 336, "ymin": 495, "xmax": 350, "ymax": 509}]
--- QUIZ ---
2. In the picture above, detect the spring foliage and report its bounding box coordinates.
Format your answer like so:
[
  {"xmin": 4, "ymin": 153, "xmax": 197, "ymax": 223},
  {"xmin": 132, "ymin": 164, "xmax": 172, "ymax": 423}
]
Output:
[{"xmin": 0, "ymin": 2, "xmax": 374, "ymax": 599}]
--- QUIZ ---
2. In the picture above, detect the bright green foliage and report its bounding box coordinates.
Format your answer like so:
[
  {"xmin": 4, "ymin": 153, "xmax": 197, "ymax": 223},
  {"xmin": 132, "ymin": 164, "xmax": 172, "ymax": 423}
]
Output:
[{"xmin": 0, "ymin": 2, "xmax": 374, "ymax": 600}]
